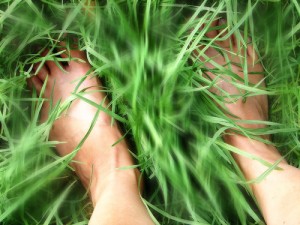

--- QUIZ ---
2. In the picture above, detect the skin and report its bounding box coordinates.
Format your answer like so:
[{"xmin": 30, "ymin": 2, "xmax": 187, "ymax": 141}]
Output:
[
  {"xmin": 202, "ymin": 19, "xmax": 300, "ymax": 224},
  {"xmin": 28, "ymin": 17, "xmax": 300, "ymax": 225},
  {"xmin": 28, "ymin": 46, "xmax": 154, "ymax": 225}
]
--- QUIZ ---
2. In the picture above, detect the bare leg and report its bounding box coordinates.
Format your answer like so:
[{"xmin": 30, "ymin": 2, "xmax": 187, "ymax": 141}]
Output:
[
  {"xmin": 201, "ymin": 19, "xmax": 300, "ymax": 224},
  {"xmin": 28, "ymin": 47, "xmax": 154, "ymax": 225}
]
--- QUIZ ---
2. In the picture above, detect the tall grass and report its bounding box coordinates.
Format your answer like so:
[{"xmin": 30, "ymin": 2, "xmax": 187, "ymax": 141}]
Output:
[{"xmin": 0, "ymin": 0, "xmax": 299, "ymax": 224}]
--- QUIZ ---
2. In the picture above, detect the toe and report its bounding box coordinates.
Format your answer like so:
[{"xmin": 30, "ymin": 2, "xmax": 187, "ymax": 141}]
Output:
[
  {"xmin": 205, "ymin": 19, "xmax": 219, "ymax": 39},
  {"xmin": 55, "ymin": 41, "xmax": 89, "ymax": 72},
  {"xmin": 246, "ymin": 37, "xmax": 259, "ymax": 62},
  {"xmin": 216, "ymin": 18, "xmax": 233, "ymax": 48},
  {"xmin": 28, "ymin": 76, "xmax": 43, "ymax": 93},
  {"xmin": 202, "ymin": 19, "xmax": 228, "ymax": 66},
  {"xmin": 58, "ymin": 40, "xmax": 86, "ymax": 60},
  {"xmin": 41, "ymin": 50, "xmax": 59, "ymax": 71},
  {"xmin": 229, "ymin": 36, "xmax": 252, "ymax": 66},
  {"xmin": 34, "ymin": 63, "xmax": 49, "ymax": 81},
  {"xmin": 69, "ymin": 48, "xmax": 86, "ymax": 60}
]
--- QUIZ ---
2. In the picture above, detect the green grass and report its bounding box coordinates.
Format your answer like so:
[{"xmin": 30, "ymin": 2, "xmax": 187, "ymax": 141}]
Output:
[{"xmin": 0, "ymin": 0, "xmax": 299, "ymax": 224}]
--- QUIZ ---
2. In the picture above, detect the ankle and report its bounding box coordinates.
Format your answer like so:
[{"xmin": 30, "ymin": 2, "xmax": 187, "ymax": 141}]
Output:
[
  {"xmin": 225, "ymin": 134, "xmax": 288, "ymax": 179},
  {"xmin": 90, "ymin": 167, "xmax": 140, "ymax": 206},
  {"xmin": 225, "ymin": 135, "xmax": 283, "ymax": 160},
  {"xmin": 84, "ymin": 139, "xmax": 140, "ymax": 205}
]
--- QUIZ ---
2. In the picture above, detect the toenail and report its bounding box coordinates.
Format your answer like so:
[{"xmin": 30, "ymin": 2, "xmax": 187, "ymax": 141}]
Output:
[{"xmin": 219, "ymin": 18, "xmax": 227, "ymax": 25}]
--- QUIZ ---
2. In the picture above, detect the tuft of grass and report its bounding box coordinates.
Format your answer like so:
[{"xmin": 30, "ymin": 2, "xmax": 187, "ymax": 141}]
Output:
[{"xmin": 0, "ymin": 0, "xmax": 299, "ymax": 224}]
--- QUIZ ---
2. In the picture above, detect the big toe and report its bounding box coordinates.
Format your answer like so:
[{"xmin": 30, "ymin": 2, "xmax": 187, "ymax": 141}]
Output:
[
  {"xmin": 205, "ymin": 18, "xmax": 234, "ymax": 48},
  {"xmin": 205, "ymin": 19, "xmax": 219, "ymax": 39},
  {"xmin": 28, "ymin": 76, "xmax": 43, "ymax": 93},
  {"xmin": 56, "ymin": 40, "xmax": 88, "ymax": 68},
  {"xmin": 215, "ymin": 18, "xmax": 234, "ymax": 48},
  {"xmin": 34, "ymin": 62, "xmax": 49, "ymax": 82}
]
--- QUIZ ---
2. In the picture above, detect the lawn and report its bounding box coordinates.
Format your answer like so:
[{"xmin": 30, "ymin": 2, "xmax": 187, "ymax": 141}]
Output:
[{"xmin": 0, "ymin": 0, "xmax": 299, "ymax": 224}]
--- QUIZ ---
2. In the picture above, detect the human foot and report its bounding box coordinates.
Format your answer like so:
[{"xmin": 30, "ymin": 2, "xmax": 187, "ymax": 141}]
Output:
[
  {"xmin": 28, "ymin": 45, "xmax": 138, "ymax": 205},
  {"xmin": 198, "ymin": 19, "xmax": 268, "ymax": 130},
  {"xmin": 197, "ymin": 19, "xmax": 300, "ymax": 224},
  {"xmin": 198, "ymin": 19, "xmax": 284, "ymax": 164},
  {"xmin": 199, "ymin": 19, "xmax": 300, "ymax": 225}
]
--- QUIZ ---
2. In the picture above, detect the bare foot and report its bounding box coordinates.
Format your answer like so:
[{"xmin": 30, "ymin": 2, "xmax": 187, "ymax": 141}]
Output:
[
  {"xmin": 197, "ymin": 18, "xmax": 286, "ymax": 161},
  {"xmin": 28, "ymin": 45, "xmax": 138, "ymax": 205},
  {"xmin": 198, "ymin": 19, "xmax": 300, "ymax": 225},
  {"xmin": 198, "ymin": 19, "xmax": 268, "ymax": 130}
]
